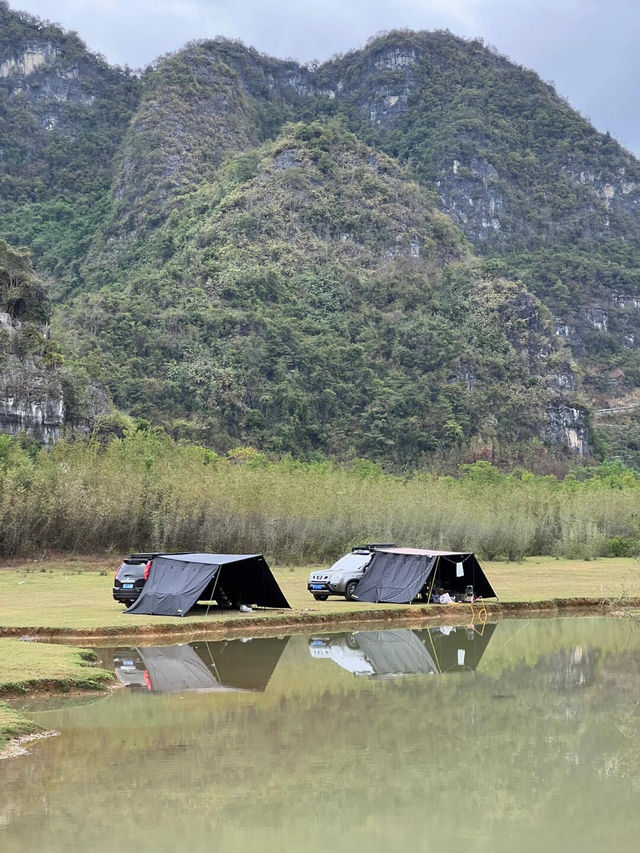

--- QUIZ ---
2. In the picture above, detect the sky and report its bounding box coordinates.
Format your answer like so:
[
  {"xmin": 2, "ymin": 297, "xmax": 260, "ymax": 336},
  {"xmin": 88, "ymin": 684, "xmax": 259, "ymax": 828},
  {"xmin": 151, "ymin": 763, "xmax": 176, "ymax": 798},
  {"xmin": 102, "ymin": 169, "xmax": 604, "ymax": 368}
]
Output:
[{"xmin": 8, "ymin": 0, "xmax": 640, "ymax": 156}]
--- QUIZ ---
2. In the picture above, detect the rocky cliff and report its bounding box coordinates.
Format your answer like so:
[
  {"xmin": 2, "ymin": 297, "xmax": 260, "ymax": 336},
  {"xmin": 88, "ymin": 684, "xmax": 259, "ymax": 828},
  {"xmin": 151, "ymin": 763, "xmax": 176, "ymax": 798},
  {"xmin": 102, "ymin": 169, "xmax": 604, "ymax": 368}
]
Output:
[
  {"xmin": 8, "ymin": 10, "xmax": 640, "ymax": 463},
  {"xmin": 0, "ymin": 238, "xmax": 108, "ymax": 441}
]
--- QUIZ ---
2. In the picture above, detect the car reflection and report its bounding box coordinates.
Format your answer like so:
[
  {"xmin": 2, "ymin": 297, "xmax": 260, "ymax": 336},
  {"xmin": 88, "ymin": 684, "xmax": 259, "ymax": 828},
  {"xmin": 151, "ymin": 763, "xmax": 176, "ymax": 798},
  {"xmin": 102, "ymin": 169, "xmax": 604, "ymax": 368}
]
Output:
[
  {"xmin": 105, "ymin": 636, "xmax": 290, "ymax": 693},
  {"xmin": 308, "ymin": 624, "xmax": 496, "ymax": 677}
]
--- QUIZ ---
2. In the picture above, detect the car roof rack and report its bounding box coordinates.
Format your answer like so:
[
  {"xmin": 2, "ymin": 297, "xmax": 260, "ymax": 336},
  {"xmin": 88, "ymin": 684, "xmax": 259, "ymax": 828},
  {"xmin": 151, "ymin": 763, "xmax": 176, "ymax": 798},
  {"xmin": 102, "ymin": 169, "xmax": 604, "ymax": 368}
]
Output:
[{"xmin": 351, "ymin": 543, "xmax": 396, "ymax": 552}]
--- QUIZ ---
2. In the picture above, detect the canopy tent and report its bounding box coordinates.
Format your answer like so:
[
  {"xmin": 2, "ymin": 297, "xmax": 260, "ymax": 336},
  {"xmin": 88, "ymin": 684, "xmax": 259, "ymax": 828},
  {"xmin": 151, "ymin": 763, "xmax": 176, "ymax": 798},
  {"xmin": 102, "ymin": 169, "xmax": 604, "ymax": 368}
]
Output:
[
  {"xmin": 352, "ymin": 629, "xmax": 439, "ymax": 676},
  {"xmin": 125, "ymin": 553, "xmax": 290, "ymax": 616},
  {"xmin": 353, "ymin": 547, "xmax": 496, "ymax": 604},
  {"xmin": 132, "ymin": 637, "xmax": 289, "ymax": 693}
]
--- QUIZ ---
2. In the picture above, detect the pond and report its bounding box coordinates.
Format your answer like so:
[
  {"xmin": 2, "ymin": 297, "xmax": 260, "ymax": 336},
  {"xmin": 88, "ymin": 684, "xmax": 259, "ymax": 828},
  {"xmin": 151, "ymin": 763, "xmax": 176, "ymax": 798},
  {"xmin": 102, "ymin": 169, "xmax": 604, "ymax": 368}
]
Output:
[{"xmin": 2, "ymin": 616, "xmax": 640, "ymax": 852}]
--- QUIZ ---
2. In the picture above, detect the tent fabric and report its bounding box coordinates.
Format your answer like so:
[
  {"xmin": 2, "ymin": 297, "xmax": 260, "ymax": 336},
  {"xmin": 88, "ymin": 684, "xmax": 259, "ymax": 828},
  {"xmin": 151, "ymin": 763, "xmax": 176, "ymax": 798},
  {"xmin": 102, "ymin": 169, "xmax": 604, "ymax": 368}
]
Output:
[
  {"xmin": 354, "ymin": 548, "xmax": 496, "ymax": 604},
  {"xmin": 428, "ymin": 553, "xmax": 496, "ymax": 599},
  {"xmin": 354, "ymin": 552, "xmax": 437, "ymax": 603},
  {"xmin": 191, "ymin": 637, "xmax": 289, "ymax": 691},
  {"xmin": 137, "ymin": 645, "xmax": 227, "ymax": 693},
  {"xmin": 420, "ymin": 623, "xmax": 497, "ymax": 672},
  {"xmin": 125, "ymin": 553, "xmax": 290, "ymax": 616}
]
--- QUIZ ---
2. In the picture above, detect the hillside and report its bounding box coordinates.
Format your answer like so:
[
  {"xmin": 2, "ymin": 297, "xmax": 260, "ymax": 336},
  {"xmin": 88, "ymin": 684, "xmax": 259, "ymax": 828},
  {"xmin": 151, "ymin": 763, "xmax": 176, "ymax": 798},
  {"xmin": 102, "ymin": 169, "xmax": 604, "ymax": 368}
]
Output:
[
  {"xmin": 2, "ymin": 8, "xmax": 640, "ymax": 466},
  {"xmin": 0, "ymin": 1, "xmax": 140, "ymax": 275},
  {"xmin": 62, "ymin": 121, "xmax": 584, "ymax": 464}
]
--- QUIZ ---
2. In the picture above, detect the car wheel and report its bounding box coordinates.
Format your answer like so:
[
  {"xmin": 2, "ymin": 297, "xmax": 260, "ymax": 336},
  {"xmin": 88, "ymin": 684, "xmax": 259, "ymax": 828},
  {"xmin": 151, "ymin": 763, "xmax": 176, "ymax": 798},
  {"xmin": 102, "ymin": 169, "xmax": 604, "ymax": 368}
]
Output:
[
  {"xmin": 313, "ymin": 594, "xmax": 329, "ymax": 601},
  {"xmin": 344, "ymin": 580, "xmax": 359, "ymax": 601}
]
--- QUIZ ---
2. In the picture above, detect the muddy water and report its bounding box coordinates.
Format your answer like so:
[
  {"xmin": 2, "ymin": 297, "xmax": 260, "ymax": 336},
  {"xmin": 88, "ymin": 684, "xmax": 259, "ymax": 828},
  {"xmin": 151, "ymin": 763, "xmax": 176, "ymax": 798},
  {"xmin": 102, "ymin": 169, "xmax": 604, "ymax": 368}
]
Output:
[{"xmin": 2, "ymin": 617, "xmax": 640, "ymax": 853}]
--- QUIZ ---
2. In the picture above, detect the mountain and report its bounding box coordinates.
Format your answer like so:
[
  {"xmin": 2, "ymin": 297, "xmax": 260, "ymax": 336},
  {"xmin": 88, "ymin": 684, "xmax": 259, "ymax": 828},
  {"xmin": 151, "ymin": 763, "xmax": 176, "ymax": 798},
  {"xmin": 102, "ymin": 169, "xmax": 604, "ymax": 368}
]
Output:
[
  {"xmin": 0, "ymin": 1, "xmax": 140, "ymax": 275},
  {"xmin": 2, "ymin": 8, "xmax": 640, "ymax": 466},
  {"xmin": 65, "ymin": 121, "xmax": 584, "ymax": 464}
]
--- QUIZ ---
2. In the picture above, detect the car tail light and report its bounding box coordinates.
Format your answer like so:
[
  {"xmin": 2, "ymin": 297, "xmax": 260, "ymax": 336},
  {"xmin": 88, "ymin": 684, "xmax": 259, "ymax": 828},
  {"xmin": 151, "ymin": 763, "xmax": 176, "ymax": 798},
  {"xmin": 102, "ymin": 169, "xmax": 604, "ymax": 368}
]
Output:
[
  {"xmin": 143, "ymin": 560, "xmax": 152, "ymax": 581},
  {"xmin": 144, "ymin": 670, "xmax": 152, "ymax": 691},
  {"xmin": 114, "ymin": 562, "xmax": 124, "ymax": 584}
]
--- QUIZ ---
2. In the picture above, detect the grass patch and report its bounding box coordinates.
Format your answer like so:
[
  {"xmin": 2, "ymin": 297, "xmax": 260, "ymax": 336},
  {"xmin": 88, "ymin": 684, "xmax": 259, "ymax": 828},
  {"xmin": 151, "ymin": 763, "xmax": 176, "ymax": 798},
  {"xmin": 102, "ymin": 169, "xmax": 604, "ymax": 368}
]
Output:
[
  {"xmin": 0, "ymin": 639, "xmax": 113, "ymax": 696},
  {"xmin": 0, "ymin": 556, "xmax": 638, "ymax": 635},
  {"xmin": 0, "ymin": 639, "xmax": 112, "ymax": 751},
  {"xmin": 0, "ymin": 702, "xmax": 42, "ymax": 751}
]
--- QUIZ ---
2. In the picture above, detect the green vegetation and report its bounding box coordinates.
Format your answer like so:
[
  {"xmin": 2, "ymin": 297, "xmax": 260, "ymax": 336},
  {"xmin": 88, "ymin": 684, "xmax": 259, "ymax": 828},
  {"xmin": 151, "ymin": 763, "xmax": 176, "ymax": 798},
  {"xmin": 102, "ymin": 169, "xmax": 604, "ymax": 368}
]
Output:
[
  {"xmin": 0, "ymin": 703, "xmax": 41, "ymax": 751},
  {"xmin": 0, "ymin": 1, "xmax": 140, "ymax": 278},
  {"xmin": 0, "ymin": 639, "xmax": 112, "ymax": 750},
  {"xmin": 63, "ymin": 122, "xmax": 573, "ymax": 465},
  {"xmin": 3, "ymin": 10, "xmax": 640, "ymax": 466},
  {"xmin": 2, "ymin": 430, "xmax": 640, "ymax": 562}
]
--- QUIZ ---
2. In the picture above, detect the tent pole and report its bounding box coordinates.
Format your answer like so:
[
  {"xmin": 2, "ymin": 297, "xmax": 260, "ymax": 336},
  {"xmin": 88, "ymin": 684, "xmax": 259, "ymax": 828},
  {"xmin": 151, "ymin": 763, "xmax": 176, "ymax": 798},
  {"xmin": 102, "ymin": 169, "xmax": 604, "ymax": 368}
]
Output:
[
  {"xmin": 426, "ymin": 627, "xmax": 442, "ymax": 673},
  {"xmin": 425, "ymin": 556, "xmax": 439, "ymax": 603},
  {"xmin": 205, "ymin": 567, "xmax": 222, "ymax": 619}
]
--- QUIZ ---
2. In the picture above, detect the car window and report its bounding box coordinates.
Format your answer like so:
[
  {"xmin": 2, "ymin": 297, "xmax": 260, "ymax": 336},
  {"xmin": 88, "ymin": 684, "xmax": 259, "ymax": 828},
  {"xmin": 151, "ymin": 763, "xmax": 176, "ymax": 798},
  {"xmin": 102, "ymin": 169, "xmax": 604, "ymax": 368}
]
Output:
[
  {"xmin": 327, "ymin": 552, "xmax": 372, "ymax": 573},
  {"xmin": 116, "ymin": 561, "xmax": 146, "ymax": 578}
]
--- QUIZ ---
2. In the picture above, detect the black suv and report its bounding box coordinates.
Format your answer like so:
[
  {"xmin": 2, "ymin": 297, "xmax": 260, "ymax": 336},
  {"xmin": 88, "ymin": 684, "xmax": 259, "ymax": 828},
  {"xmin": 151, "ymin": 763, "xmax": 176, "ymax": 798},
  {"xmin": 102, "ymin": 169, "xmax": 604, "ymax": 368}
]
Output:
[{"xmin": 112, "ymin": 553, "xmax": 156, "ymax": 607}]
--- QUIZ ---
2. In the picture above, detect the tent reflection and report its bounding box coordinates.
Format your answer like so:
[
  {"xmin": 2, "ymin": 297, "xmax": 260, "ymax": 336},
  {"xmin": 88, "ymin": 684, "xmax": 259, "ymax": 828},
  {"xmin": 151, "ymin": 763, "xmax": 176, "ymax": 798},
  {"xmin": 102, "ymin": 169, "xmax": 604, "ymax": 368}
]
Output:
[
  {"xmin": 109, "ymin": 636, "xmax": 289, "ymax": 694},
  {"xmin": 308, "ymin": 624, "xmax": 496, "ymax": 677}
]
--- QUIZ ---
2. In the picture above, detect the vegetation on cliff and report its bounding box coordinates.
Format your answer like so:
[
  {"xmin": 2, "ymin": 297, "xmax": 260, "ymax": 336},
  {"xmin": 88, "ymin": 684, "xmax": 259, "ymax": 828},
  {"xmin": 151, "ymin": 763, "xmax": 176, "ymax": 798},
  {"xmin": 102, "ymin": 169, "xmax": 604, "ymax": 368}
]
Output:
[
  {"xmin": 61, "ymin": 122, "xmax": 580, "ymax": 464},
  {"xmin": 2, "ymin": 8, "xmax": 640, "ymax": 465}
]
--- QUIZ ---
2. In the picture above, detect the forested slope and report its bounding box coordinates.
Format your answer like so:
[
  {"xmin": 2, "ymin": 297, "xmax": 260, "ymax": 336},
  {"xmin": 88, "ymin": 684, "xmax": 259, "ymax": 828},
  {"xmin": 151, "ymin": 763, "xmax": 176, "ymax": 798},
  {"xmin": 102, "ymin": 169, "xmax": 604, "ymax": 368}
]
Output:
[{"xmin": 2, "ymin": 6, "xmax": 640, "ymax": 466}]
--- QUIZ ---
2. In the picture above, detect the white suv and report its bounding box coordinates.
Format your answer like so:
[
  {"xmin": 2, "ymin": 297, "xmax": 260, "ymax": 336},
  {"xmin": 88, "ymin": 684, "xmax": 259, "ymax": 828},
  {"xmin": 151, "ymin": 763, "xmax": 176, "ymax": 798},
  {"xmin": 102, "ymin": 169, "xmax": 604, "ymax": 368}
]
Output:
[{"xmin": 307, "ymin": 545, "xmax": 394, "ymax": 601}]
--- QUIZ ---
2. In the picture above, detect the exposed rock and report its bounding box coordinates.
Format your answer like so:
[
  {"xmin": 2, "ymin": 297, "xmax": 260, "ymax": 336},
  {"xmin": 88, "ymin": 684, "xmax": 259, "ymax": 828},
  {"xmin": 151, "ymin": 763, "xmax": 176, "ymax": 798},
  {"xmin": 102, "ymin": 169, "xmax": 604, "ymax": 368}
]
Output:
[{"xmin": 546, "ymin": 403, "xmax": 588, "ymax": 455}]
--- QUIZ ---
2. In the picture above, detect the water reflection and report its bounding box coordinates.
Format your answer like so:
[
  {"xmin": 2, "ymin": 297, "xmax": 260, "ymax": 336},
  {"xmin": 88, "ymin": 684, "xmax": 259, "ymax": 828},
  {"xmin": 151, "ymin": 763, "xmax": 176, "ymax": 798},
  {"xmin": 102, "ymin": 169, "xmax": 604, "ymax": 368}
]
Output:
[
  {"xmin": 309, "ymin": 624, "xmax": 496, "ymax": 677},
  {"xmin": 104, "ymin": 637, "xmax": 289, "ymax": 693},
  {"xmin": 4, "ymin": 618, "xmax": 640, "ymax": 853}
]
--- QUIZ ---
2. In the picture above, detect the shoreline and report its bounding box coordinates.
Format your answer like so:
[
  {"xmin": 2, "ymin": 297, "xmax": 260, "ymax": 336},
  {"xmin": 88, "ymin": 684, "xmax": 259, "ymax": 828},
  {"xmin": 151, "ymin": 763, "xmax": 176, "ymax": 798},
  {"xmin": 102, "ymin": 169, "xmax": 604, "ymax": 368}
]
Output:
[
  {"xmin": 1, "ymin": 597, "xmax": 637, "ymax": 758},
  {"xmin": 1, "ymin": 595, "xmax": 635, "ymax": 644},
  {"xmin": 0, "ymin": 729, "xmax": 60, "ymax": 760}
]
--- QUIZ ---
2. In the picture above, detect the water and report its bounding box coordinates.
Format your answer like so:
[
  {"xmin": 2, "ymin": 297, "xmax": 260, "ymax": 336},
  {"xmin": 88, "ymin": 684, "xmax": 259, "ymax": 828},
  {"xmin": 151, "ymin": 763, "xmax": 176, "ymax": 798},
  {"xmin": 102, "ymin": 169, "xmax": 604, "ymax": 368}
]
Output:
[{"xmin": 2, "ymin": 616, "xmax": 640, "ymax": 853}]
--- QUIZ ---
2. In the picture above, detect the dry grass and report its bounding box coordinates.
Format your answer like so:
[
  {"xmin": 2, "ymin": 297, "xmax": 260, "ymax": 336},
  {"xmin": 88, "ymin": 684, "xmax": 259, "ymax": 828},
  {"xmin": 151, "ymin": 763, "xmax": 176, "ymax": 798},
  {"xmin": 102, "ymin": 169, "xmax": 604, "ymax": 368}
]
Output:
[{"xmin": 3, "ymin": 435, "xmax": 640, "ymax": 564}]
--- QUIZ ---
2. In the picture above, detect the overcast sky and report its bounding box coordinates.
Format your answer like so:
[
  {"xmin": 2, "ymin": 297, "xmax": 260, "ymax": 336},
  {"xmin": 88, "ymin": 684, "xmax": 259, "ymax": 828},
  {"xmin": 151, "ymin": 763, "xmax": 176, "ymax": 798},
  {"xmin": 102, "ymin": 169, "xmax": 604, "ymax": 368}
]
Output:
[{"xmin": 8, "ymin": 0, "xmax": 640, "ymax": 156}]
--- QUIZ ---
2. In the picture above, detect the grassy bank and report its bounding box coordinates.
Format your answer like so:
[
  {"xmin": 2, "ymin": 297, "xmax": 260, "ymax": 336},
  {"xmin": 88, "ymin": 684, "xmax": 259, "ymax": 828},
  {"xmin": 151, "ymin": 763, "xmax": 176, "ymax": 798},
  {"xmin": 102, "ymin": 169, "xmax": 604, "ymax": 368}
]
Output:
[
  {"xmin": 2, "ymin": 432, "xmax": 640, "ymax": 562},
  {"xmin": 1, "ymin": 556, "xmax": 638, "ymax": 635},
  {"xmin": 0, "ymin": 640, "xmax": 113, "ymax": 752}
]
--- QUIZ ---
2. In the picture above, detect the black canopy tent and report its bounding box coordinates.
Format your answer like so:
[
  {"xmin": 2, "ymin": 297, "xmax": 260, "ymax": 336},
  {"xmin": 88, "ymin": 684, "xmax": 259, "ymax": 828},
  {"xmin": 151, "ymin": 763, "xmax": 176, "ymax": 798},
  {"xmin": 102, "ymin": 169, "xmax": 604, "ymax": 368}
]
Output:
[
  {"xmin": 352, "ymin": 629, "xmax": 440, "ymax": 676},
  {"xmin": 125, "ymin": 553, "xmax": 290, "ymax": 616},
  {"xmin": 312, "ymin": 625, "xmax": 497, "ymax": 678},
  {"xmin": 133, "ymin": 637, "xmax": 289, "ymax": 693},
  {"xmin": 353, "ymin": 547, "xmax": 496, "ymax": 604}
]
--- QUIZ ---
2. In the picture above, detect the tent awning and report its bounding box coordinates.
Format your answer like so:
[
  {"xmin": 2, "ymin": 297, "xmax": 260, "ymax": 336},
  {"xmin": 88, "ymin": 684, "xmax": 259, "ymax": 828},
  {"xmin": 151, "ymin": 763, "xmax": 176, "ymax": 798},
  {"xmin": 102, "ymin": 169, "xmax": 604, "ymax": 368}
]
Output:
[{"xmin": 126, "ymin": 553, "xmax": 290, "ymax": 616}]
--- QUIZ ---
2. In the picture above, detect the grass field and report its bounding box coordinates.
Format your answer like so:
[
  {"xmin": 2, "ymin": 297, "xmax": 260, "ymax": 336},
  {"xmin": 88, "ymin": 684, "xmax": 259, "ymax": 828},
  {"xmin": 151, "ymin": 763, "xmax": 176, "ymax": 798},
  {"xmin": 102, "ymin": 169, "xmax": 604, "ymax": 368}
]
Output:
[{"xmin": 0, "ymin": 554, "xmax": 639, "ymax": 634}]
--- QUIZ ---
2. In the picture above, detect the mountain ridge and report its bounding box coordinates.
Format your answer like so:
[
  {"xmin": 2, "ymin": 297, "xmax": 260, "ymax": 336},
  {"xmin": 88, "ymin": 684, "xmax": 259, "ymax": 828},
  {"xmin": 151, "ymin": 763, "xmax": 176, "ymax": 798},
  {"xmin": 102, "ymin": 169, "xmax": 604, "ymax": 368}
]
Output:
[{"xmin": 2, "ymin": 5, "xmax": 639, "ymax": 467}]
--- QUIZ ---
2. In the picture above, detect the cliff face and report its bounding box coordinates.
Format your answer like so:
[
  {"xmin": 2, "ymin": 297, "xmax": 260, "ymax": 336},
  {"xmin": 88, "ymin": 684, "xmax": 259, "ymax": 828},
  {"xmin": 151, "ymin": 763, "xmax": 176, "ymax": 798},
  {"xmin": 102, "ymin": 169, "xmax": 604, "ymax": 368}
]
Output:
[
  {"xmin": 315, "ymin": 31, "xmax": 640, "ymax": 250},
  {"xmin": 0, "ymin": 318, "xmax": 64, "ymax": 444},
  {"xmin": 0, "ymin": 1, "xmax": 140, "ymax": 275},
  {"xmin": 9, "ymin": 12, "xmax": 640, "ymax": 462},
  {"xmin": 0, "ymin": 239, "xmax": 108, "ymax": 442}
]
